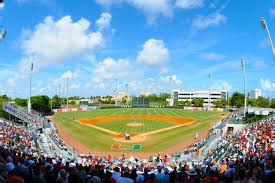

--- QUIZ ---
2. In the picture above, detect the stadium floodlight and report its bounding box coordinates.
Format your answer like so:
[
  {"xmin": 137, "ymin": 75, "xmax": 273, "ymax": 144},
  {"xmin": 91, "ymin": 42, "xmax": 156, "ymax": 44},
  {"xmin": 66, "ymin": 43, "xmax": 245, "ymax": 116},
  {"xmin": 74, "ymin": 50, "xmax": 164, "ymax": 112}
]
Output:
[
  {"xmin": 66, "ymin": 77, "xmax": 69, "ymax": 108},
  {"xmin": 260, "ymin": 17, "xmax": 275, "ymax": 59},
  {"xmin": 28, "ymin": 62, "xmax": 33, "ymax": 113},
  {"xmin": 0, "ymin": 28, "xmax": 7, "ymax": 41},
  {"xmin": 241, "ymin": 58, "xmax": 247, "ymax": 117}
]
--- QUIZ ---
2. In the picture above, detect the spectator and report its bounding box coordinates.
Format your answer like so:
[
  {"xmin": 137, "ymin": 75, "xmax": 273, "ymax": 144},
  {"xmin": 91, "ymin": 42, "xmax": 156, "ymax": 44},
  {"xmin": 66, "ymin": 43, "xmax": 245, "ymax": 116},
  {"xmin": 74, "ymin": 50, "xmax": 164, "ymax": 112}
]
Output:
[{"xmin": 5, "ymin": 162, "xmax": 24, "ymax": 183}]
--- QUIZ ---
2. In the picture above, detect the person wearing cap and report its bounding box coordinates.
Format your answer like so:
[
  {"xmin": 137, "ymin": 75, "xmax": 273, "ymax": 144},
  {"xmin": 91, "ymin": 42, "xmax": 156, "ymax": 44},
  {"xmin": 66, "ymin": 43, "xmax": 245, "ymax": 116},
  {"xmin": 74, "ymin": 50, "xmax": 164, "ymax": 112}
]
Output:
[
  {"xmin": 68, "ymin": 162, "xmax": 78, "ymax": 183},
  {"xmin": 155, "ymin": 167, "xmax": 163, "ymax": 183},
  {"xmin": 43, "ymin": 164, "xmax": 56, "ymax": 183},
  {"xmin": 111, "ymin": 166, "xmax": 121, "ymax": 182},
  {"xmin": 159, "ymin": 168, "xmax": 169, "ymax": 183},
  {"xmin": 184, "ymin": 167, "xmax": 199, "ymax": 183},
  {"xmin": 5, "ymin": 162, "xmax": 25, "ymax": 183}
]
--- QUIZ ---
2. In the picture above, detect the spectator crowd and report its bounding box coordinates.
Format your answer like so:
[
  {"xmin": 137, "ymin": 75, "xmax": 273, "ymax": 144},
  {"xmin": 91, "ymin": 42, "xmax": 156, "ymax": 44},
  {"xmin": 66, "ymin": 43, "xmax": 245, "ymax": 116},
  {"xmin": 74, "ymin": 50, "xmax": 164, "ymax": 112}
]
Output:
[{"xmin": 0, "ymin": 106, "xmax": 274, "ymax": 182}]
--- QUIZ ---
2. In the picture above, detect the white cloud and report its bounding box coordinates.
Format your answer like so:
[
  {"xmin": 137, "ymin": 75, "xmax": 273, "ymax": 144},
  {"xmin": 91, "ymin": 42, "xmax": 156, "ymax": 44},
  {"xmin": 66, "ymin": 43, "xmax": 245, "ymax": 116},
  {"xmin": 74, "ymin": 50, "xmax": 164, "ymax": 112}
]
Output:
[
  {"xmin": 269, "ymin": 8, "xmax": 275, "ymax": 17},
  {"xmin": 61, "ymin": 70, "xmax": 73, "ymax": 80},
  {"xmin": 95, "ymin": 0, "xmax": 173, "ymax": 24},
  {"xmin": 0, "ymin": 3, "xmax": 4, "ymax": 9},
  {"xmin": 127, "ymin": 74, "xmax": 182, "ymax": 94},
  {"xmin": 95, "ymin": 0, "xmax": 122, "ymax": 6},
  {"xmin": 210, "ymin": 80, "xmax": 232, "ymax": 91},
  {"xmin": 175, "ymin": 0, "xmax": 204, "ymax": 9},
  {"xmin": 259, "ymin": 38, "xmax": 269, "ymax": 48},
  {"xmin": 8, "ymin": 14, "xmax": 110, "ymax": 89},
  {"xmin": 161, "ymin": 75, "xmax": 182, "ymax": 85},
  {"xmin": 91, "ymin": 57, "xmax": 143, "ymax": 88},
  {"xmin": 260, "ymin": 78, "xmax": 275, "ymax": 92},
  {"xmin": 200, "ymin": 52, "xmax": 225, "ymax": 60},
  {"xmin": 137, "ymin": 39, "xmax": 169, "ymax": 68},
  {"xmin": 21, "ymin": 15, "xmax": 105, "ymax": 64},
  {"xmin": 5, "ymin": 56, "xmax": 40, "ymax": 88},
  {"xmin": 96, "ymin": 12, "xmax": 112, "ymax": 31},
  {"xmin": 254, "ymin": 60, "xmax": 266, "ymax": 69},
  {"xmin": 16, "ymin": 0, "xmax": 30, "ymax": 3},
  {"xmin": 200, "ymin": 60, "xmax": 240, "ymax": 75},
  {"xmin": 192, "ymin": 13, "xmax": 227, "ymax": 30}
]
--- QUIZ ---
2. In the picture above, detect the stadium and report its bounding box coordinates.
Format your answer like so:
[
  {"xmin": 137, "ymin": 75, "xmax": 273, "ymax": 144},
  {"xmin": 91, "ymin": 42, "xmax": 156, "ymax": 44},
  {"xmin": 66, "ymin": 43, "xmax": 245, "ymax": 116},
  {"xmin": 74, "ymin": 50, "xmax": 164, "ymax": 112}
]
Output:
[
  {"xmin": 49, "ymin": 108, "xmax": 226, "ymax": 156},
  {"xmin": 0, "ymin": 1, "xmax": 275, "ymax": 183}
]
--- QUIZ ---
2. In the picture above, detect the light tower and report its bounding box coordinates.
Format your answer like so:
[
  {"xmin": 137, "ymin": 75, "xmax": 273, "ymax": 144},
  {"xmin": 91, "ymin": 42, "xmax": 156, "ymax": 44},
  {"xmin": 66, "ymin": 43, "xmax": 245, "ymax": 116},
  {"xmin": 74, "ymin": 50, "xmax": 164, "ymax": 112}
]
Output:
[
  {"xmin": 208, "ymin": 74, "xmax": 211, "ymax": 110},
  {"xmin": 114, "ymin": 79, "xmax": 118, "ymax": 107},
  {"xmin": 260, "ymin": 17, "xmax": 275, "ymax": 60},
  {"xmin": 66, "ymin": 77, "xmax": 69, "ymax": 108},
  {"xmin": 0, "ymin": 28, "xmax": 7, "ymax": 42},
  {"xmin": 125, "ymin": 83, "xmax": 129, "ymax": 106},
  {"xmin": 241, "ymin": 58, "xmax": 247, "ymax": 117},
  {"xmin": 27, "ymin": 62, "xmax": 33, "ymax": 113}
]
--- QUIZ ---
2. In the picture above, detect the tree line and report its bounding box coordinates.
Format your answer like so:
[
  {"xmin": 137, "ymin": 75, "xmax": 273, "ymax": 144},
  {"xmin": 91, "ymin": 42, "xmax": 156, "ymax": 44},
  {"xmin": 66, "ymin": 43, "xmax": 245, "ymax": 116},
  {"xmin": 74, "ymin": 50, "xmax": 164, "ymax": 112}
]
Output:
[{"xmin": 0, "ymin": 92, "xmax": 274, "ymax": 116}]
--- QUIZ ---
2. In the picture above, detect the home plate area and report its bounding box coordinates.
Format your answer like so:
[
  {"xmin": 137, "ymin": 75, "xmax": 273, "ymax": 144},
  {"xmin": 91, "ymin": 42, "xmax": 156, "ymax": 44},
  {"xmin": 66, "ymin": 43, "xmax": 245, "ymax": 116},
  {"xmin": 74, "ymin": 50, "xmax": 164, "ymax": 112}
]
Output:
[{"xmin": 111, "ymin": 144, "xmax": 142, "ymax": 150}]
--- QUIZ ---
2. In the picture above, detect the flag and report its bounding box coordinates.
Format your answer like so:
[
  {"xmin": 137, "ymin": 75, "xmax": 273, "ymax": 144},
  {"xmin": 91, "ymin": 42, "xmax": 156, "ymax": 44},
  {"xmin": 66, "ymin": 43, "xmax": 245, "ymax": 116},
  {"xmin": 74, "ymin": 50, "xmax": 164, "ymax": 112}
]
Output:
[{"xmin": 30, "ymin": 62, "xmax": 33, "ymax": 71}]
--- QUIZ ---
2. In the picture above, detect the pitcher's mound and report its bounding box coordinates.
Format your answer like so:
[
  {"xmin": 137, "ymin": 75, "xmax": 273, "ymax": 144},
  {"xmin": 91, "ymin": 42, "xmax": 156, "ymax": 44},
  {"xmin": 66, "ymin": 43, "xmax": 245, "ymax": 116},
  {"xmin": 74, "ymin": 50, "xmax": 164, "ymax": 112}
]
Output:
[
  {"xmin": 113, "ymin": 133, "xmax": 146, "ymax": 143},
  {"xmin": 127, "ymin": 123, "xmax": 143, "ymax": 127}
]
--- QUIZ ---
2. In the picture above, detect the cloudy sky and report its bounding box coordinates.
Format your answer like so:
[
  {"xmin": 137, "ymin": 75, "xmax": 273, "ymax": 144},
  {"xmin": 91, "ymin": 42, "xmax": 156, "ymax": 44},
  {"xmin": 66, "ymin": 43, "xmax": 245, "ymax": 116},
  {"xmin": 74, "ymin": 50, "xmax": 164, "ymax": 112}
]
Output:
[{"xmin": 0, "ymin": 0, "xmax": 274, "ymax": 98}]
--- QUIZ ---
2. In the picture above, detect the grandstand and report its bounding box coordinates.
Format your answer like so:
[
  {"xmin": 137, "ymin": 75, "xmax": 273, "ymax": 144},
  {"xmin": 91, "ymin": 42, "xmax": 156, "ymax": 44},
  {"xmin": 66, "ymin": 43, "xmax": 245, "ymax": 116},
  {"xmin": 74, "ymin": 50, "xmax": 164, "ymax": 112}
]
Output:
[{"xmin": 0, "ymin": 102, "xmax": 274, "ymax": 182}]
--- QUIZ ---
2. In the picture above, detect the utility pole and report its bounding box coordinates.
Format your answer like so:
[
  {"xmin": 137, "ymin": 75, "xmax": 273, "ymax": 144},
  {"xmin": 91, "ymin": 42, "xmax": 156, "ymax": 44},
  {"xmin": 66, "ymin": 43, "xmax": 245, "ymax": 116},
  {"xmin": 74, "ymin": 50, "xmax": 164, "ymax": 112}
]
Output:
[{"xmin": 241, "ymin": 58, "xmax": 247, "ymax": 117}]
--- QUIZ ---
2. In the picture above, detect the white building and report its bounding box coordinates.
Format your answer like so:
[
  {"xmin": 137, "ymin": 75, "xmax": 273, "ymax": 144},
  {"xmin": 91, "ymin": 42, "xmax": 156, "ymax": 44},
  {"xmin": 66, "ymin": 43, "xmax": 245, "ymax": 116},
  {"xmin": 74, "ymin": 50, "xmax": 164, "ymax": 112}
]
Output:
[
  {"xmin": 173, "ymin": 90, "xmax": 227, "ymax": 107},
  {"xmin": 249, "ymin": 89, "xmax": 262, "ymax": 99}
]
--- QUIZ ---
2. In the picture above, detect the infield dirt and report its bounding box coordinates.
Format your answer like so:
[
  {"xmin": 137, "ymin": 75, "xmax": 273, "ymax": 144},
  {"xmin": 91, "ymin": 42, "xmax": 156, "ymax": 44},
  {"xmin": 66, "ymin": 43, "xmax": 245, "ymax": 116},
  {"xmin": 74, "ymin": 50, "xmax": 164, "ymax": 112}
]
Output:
[
  {"xmin": 75, "ymin": 115, "xmax": 197, "ymax": 143},
  {"xmin": 48, "ymin": 113, "xmax": 228, "ymax": 158}
]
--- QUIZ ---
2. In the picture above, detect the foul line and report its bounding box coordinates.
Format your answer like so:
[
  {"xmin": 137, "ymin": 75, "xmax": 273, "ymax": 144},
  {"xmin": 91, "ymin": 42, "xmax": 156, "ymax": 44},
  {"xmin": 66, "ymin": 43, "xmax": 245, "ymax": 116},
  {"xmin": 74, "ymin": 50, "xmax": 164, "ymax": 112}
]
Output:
[{"xmin": 75, "ymin": 120, "xmax": 119, "ymax": 135}]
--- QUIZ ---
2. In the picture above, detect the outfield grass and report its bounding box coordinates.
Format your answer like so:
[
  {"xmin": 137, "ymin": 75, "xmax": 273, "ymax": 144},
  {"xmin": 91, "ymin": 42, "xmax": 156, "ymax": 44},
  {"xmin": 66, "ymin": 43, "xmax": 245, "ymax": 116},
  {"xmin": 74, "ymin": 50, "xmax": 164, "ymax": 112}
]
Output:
[{"xmin": 53, "ymin": 108, "xmax": 225, "ymax": 153}]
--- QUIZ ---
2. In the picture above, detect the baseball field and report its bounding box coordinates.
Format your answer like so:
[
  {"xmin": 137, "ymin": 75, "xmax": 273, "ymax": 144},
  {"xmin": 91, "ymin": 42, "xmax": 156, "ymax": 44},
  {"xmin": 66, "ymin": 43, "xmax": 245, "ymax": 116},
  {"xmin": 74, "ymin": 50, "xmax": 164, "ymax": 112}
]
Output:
[{"xmin": 50, "ymin": 108, "xmax": 227, "ymax": 156}]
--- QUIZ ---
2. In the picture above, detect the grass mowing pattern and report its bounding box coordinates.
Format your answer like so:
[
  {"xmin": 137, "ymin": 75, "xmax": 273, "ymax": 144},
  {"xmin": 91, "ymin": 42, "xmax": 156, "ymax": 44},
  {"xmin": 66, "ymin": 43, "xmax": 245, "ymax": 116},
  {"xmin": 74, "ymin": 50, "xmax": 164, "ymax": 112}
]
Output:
[
  {"xmin": 53, "ymin": 108, "xmax": 225, "ymax": 152},
  {"xmin": 95, "ymin": 119, "xmax": 175, "ymax": 133}
]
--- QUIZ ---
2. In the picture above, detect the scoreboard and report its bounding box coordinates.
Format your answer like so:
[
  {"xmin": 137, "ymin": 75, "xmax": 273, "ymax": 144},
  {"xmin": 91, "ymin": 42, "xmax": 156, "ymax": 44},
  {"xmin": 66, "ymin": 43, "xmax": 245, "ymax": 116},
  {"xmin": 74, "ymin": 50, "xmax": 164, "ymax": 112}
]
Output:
[{"xmin": 132, "ymin": 97, "xmax": 149, "ymax": 106}]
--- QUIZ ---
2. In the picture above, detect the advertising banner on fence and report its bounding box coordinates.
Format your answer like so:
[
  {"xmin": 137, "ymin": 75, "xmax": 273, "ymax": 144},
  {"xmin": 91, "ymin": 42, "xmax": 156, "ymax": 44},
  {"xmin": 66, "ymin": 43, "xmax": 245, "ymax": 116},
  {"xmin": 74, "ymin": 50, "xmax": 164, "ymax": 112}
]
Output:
[{"xmin": 52, "ymin": 106, "xmax": 97, "ymax": 113}]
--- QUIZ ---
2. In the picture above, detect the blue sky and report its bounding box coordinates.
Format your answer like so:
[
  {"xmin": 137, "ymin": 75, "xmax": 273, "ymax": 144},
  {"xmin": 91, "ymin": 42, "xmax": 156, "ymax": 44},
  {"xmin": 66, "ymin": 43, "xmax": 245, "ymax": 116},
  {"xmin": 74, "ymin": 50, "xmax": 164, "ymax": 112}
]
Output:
[{"xmin": 0, "ymin": 0, "xmax": 274, "ymax": 98}]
